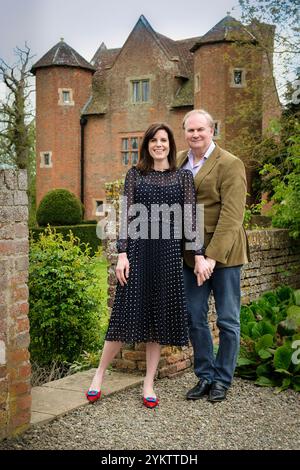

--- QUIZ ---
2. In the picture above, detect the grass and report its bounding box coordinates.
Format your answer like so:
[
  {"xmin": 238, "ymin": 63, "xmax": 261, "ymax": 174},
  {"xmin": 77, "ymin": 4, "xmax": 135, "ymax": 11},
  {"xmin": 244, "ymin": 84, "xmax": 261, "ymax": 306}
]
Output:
[{"xmin": 89, "ymin": 249, "xmax": 109, "ymax": 335}]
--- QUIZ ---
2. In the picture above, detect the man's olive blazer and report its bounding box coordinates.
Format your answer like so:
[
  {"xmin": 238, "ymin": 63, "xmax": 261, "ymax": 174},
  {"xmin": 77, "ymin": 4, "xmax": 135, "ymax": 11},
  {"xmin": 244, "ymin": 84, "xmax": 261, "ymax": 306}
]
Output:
[{"xmin": 177, "ymin": 144, "xmax": 250, "ymax": 268}]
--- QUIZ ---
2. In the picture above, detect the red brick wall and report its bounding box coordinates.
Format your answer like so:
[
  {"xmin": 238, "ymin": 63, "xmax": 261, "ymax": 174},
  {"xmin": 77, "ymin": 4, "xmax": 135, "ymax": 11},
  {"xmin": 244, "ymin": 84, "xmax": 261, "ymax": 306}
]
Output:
[
  {"xmin": 0, "ymin": 170, "xmax": 31, "ymax": 439},
  {"xmin": 35, "ymin": 66, "xmax": 93, "ymax": 206},
  {"xmin": 35, "ymin": 28, "xmax": 280, "ymax": 220},
  {"xmin": 41, "ymin": 26, "xmax": 192, "ymax": 220}
]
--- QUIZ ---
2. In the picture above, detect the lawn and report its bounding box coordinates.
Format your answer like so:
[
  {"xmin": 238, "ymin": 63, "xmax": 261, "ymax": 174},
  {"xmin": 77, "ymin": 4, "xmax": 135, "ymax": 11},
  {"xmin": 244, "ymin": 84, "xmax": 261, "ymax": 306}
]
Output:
[{"xmin": 89, "ymin": 249, "xmax": 109, "ymax": 340}]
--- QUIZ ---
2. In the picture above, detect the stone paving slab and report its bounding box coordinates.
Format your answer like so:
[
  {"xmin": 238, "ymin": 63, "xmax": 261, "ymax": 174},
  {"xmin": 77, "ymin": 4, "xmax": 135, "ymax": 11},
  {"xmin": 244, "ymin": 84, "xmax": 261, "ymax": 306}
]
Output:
[
  {"xmin": 30, "ymin": 369, "xmax": 144, "ymax": 426},
  {"xmin": 30, "ymin": 411, "xmax": 56, "ymax": 425}
]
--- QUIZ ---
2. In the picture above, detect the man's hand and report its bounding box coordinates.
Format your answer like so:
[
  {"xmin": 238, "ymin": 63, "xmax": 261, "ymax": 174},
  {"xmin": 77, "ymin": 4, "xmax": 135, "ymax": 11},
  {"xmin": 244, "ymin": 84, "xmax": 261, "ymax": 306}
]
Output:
[
  {"xmin": 194, "ymin": 255, "xmax": 213, "ymax": 286},
  {"xmin": 116, "ymin": 253, "xmax": 130, "ymax": 286}
]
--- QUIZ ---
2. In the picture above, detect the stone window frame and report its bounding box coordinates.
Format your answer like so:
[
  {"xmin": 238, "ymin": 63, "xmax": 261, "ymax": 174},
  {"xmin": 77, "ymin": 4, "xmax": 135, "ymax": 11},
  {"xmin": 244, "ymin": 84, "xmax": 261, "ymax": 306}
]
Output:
[
  {"xmin": 94, "ymin": 199, "xmax": 105, "ymax": 216},
  {"xmin": 230, "ymin": 68, "xmax": 246, "ymax": 88},
  {"xmin": 120, "ymin": 133, "xmax": 143, "ymax": 166},
  {"xmin": 40, "ymin": 151, "xmax": 52, "ymax": 168},
  {"xmin": 213, "ymin": 120, "xmax": 221, "ymax": 139},
  {"xmin": 194, "ymin": 73, "xmax": 201, "ymax": 93},
  {"xmin": 127, "ymin": 76, "xmax": 151, "ymax": 104},
  {"xmin": 58, "ymin": 88, "xmax": 75, "ymax": 106}
]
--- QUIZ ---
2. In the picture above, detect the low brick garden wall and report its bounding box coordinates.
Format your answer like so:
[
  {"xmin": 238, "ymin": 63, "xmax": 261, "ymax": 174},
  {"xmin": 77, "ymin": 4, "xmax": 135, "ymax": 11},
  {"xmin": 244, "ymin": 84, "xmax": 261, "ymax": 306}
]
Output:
[{"xmin": 104, "ymin": 180, "xmax": 300, "ymax": 378}]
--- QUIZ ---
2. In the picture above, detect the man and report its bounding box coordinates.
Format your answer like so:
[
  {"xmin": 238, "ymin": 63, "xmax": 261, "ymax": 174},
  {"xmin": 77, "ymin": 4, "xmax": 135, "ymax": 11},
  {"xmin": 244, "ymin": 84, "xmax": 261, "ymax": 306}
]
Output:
[{"xmin": 177, "ymin": 109, "xmax": 250, "ymax": 402}]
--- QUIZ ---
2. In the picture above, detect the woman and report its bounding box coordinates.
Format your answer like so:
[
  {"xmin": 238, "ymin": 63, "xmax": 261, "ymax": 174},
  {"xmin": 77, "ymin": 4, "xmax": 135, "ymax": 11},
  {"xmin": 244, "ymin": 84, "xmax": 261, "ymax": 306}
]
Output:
[{"xmin": 86, "ymin": 122, "xmax": 201, "ymax": 408}]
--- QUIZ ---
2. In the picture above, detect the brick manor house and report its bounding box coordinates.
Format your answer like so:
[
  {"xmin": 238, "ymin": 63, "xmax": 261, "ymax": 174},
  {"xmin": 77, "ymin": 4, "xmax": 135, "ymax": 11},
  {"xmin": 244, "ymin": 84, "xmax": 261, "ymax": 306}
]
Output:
[{"xmin": 31, "ymin": 15, "xmax": 280, "ymax": 220}]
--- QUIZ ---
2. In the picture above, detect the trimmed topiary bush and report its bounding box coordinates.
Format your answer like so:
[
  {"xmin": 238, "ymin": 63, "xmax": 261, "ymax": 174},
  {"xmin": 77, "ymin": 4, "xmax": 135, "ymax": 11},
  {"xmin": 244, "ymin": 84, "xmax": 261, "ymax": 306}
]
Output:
[{"xmin": 36, "ymin": 188, "xmax": 83, "ymax": 226}]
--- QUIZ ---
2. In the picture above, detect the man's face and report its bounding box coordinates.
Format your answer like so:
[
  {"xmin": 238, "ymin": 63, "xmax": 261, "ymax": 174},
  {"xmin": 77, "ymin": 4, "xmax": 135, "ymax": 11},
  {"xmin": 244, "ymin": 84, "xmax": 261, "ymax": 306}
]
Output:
[{"xmin": 184, "ymin": 113, "xmax": 214, "ymax": 153}]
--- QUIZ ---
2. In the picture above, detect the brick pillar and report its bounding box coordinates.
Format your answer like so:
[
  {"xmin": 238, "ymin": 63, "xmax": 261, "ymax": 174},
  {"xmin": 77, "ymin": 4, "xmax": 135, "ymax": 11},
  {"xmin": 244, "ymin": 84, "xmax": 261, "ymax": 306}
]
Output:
[{"xmin": 0, "ymin": 169, "xmax": 31, "ymax": 439}]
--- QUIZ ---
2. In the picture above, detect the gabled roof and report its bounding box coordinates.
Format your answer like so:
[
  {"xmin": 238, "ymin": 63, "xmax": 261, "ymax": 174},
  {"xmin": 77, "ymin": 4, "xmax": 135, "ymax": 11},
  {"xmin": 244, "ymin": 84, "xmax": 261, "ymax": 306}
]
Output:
[
  {"xmin": 84, "ymin": 15, "xmax": 199, "ymax": 115},
  {"xmin": 107, "ymin": 15, "xmax": 196, "ymax": 79},
  {"xmin": 31, "ymin": 39, "xmax": 96, "ymax": 75},
  {"xmin": 191, "ymin": 15, "xmax": 256, "ymax": 52},
  {"xmin": 91, "ymin": 42, "xmax": 121, "ymax": 69}
]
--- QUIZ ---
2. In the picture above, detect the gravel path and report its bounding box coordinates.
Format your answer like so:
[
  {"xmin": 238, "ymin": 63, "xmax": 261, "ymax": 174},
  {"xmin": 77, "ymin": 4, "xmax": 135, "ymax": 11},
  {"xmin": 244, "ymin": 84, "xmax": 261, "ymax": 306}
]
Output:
[{"xmin": 1, "ymin": 371, "xmax": 299, "ymax": 450}]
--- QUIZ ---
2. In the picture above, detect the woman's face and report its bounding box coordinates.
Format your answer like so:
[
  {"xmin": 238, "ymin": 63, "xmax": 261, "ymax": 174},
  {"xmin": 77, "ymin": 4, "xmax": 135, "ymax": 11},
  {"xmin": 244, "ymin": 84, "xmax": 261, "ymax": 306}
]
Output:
[{"xmin": 148, "ymin": 129, "xmax": 170, "ymax": 165}]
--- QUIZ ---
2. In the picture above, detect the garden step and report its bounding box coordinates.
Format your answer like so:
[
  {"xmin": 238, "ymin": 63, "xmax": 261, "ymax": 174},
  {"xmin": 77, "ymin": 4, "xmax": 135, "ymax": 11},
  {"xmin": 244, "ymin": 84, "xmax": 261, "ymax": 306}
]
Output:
[{"xmin": 30, "ymin": 369, "xmax": 144, "ymax": 426}]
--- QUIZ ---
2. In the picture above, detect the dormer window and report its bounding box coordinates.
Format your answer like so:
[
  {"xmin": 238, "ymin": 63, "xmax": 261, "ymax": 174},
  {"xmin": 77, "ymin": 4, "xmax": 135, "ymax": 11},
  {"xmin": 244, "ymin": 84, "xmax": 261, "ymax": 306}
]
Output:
[{"xmin": 58, "ymin": 88, "xmax": 74, "ymax": 106}]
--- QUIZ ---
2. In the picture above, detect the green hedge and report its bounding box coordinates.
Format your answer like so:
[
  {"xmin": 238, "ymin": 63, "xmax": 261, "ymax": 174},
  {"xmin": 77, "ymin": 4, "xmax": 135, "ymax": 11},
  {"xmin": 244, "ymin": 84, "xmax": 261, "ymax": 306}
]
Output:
[{"xmin": 30, "ymin": 223, "xmax": 101, "ymax": 255}]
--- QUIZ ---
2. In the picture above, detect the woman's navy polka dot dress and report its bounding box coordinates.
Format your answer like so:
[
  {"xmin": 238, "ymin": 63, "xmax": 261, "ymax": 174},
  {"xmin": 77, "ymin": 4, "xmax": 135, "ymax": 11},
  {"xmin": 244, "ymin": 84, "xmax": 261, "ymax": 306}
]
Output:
[{"xmin": 105, "ymin": 166, "xmax": 198, "ymax": 347}]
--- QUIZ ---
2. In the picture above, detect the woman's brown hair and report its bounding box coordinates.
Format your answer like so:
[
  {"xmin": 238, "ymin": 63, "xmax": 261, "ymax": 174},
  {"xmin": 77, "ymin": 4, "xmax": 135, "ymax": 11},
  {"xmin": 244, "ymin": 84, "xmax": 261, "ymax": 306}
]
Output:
[{"xmin": 136, "ymin": 122, "xmax": 177, "ymax": 173}]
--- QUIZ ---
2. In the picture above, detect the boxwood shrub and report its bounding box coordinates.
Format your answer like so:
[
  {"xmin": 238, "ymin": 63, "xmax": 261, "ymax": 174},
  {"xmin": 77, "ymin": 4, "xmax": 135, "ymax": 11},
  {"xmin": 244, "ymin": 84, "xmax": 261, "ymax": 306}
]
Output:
[{"xmin": 36, "ymin": 189, "xmax": 83, "ymax": 226}]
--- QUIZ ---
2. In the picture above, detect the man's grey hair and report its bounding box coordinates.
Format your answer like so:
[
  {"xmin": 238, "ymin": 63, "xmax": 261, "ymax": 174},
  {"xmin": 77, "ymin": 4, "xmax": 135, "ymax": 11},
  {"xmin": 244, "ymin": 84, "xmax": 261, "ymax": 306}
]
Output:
[{"xmin": 182, "ymin": 109, "xmax": 214, "ymax": 129}]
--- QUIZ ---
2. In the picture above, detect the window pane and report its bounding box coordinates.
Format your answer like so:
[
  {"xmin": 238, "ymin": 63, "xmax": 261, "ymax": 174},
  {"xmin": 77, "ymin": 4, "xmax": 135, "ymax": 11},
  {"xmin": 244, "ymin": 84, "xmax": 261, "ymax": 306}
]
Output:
[
  {"xmin": 142, "ymin": 80, "xmax": 149, "ymax": 101},
  {"xmin": 132, "ymin": 152, "xmax": 138, "ymax": 165},
  {"xmin": 44, "ymin": 153, "xmax": 50, "ymax": 165},
  {"xmin": 234, "ymin": 70, "xmax": 242, "ymax": 85},
  {"xmin": 96, "ymin": 200, "xmax": 104, "ymax": 213},
  {"xmin": 132, "ymin": 81, "xmax": 140, "ymax": 102},
  {"xmin": 122, "ymin": 138, "xmax": 129, "ymax": 150},
  {"xmin": 131, "ymin": 137, "xmax": 138, "ymax": 149},
  {"xmin": 122, "ymin": 152, "xmax": 129, "ymax": 165},
  {"xmin": 63, "ymin": 91, "xmax": 70, "ymax": 102},
  {"xmin": 213, "ymin": 122, "xmax": 219, "ymax": 137}
]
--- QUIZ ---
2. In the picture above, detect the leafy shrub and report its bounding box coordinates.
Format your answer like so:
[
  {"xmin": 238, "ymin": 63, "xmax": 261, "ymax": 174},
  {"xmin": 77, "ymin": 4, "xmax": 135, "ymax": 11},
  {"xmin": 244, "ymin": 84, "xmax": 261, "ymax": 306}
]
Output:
[
  {"xmin": 260, "ymin": 122, "xmax": 300, "ymax": 239},
  {"xmin": 36, "ymin": 188, "xmax": 83, "ymax": 226},
  {"xmin": 29, "ymin": 226, "xmax": 103, "ymax": 365},
  {"xmin": 30, "ymin": 223, "xmax": 101, "ymax": 255},
  {"xmin": 236, "ymin": 286, "xmax": 300, "ymax": 392}
]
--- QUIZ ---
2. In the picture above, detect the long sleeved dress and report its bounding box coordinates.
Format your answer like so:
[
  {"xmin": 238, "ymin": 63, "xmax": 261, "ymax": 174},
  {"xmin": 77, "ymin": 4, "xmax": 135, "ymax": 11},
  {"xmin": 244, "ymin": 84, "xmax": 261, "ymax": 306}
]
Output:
[{"xmin": 105, "ymin": 166, "xmax": 200, "ymax": 346}]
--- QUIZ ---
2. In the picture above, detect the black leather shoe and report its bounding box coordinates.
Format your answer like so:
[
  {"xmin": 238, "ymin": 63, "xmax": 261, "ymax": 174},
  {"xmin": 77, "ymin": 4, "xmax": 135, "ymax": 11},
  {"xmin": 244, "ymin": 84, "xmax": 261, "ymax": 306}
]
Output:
[
  {"xmin": 207, "ymin": 381, "xmax": 227, "ymax": 402},
  {"xmin": 186, "ymin": 378, "xmax": 211, "ymax": 400}
]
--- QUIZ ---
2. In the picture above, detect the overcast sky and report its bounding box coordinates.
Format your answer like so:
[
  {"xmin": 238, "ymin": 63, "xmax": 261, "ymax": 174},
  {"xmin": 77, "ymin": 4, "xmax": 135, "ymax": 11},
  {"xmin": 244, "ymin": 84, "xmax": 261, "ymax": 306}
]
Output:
[{"xmin": 0, "ymin": 0, "xmax": 241, "ymax": 65}]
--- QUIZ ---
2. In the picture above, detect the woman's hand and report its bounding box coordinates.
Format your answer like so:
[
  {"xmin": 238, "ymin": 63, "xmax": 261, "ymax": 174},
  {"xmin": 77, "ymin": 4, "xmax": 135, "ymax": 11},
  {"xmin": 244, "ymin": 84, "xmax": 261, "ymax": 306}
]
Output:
[{"xmin": 116, "ymin": 253, "xmax": 130, "ymax": 286}]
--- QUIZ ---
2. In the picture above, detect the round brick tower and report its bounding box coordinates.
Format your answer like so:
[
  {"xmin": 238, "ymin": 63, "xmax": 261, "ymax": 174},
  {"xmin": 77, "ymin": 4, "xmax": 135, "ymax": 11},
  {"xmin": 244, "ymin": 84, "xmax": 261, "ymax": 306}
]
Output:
[
  {"xmin": 191, "ymin": 16, "xmax": 259, "ymax": 150},
  {"xmin": 31, "ymin": 39, "xmax": 96, "ymax": 208}
]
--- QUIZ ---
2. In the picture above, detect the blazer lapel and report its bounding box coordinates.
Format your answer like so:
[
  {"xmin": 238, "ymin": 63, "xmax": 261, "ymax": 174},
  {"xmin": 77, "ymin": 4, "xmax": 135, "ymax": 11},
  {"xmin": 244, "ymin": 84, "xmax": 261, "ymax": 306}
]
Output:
[{"xmin": 194, "ymin": 144, "xmax": 221, "ymax": 191}]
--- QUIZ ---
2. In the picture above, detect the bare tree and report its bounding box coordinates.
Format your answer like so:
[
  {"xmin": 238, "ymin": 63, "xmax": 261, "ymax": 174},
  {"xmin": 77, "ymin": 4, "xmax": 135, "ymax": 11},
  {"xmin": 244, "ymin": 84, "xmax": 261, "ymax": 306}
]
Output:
[{"xmin": 0, "ymin": 43, "xmax": 35, "ymax": 169}]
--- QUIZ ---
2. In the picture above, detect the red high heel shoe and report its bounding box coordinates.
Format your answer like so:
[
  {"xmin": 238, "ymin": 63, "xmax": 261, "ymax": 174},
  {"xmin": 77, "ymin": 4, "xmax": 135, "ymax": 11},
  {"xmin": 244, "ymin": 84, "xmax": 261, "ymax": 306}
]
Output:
[
  {"xmin": 85, "ymin": 390, "xmax": 101, "ymax": 403},
  {"xmin": 143, "ymin": 396, "xmax": 159, "ymax": 408}
]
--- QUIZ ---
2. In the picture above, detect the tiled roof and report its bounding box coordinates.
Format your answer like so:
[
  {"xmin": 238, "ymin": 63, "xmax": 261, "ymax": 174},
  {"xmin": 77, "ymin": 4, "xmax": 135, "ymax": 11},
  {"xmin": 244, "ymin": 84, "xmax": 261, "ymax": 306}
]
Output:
[
  {"xmin": 171, "ymin": 79, "xmax": 194, "ymax": 108},
  {"xmin": 81, "ymin": 69, "xmax": 108, "ymax": 115},
  {"xmin": 31, "ymin": 39, "xmax": 96, "ymax": 74},
  {"xmin": 91, "ymin": 43, "xmax": 121, "ymax": 70},
  {"xmin": 191, "ymin": 15, "xmax": 256, "ymax": 52}
]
